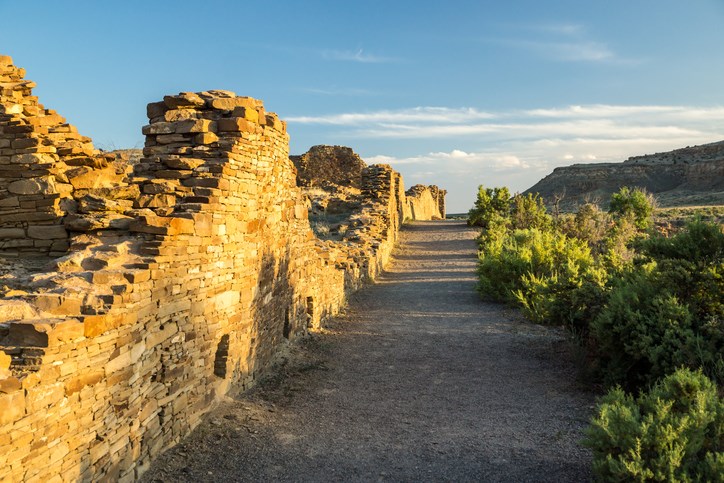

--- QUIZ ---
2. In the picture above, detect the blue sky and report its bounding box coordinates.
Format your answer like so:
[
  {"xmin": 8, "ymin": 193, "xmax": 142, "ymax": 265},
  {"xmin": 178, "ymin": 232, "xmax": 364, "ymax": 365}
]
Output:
[{"xmin": 2, "ymin": 1, "xmax": 724, "ymax": 212}]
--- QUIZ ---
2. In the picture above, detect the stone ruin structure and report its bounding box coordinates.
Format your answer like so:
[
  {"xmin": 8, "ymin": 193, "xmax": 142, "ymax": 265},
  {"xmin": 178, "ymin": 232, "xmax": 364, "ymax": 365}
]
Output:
[
  {"xmin": 0, "ymin": 55, "xmax": 446, "ymax": 481},
  {"xmin": 291, "ymin": 145, "xmax": 446, "ymax": 240},
  {"xmin": 290, "ymin": 144, "xmax": 367, "ymax": 189}
]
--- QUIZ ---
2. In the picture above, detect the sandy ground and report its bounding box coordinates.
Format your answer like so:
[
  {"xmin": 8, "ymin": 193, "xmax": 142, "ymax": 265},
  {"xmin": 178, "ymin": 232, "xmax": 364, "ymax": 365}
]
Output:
[{"xmin": 141, "ymin": 221, "xmax": 595, "ymax": 482}]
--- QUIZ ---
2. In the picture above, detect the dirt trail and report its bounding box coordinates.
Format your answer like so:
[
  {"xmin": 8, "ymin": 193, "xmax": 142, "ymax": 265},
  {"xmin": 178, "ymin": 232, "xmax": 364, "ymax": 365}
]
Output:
[{"xmin": 142, "ymin": 221, "xmax": 594, "ymax": 482}]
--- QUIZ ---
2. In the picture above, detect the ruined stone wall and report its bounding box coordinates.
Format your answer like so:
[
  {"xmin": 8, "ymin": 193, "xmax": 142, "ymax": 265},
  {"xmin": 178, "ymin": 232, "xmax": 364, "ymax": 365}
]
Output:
[
  {"xmin": 0, "ymin": 56, "xmax": 130, "ymax": 257},
  {"xmin": 404, "ymin": 184, "xmax": 447, "ymax": 220},
  {"xmin": 0, "ymin": 55, "xmax": 434, "ymax": 482},
  {"xmin": 290, "ymin": 145, "xmax": 366, "ymax": 189}
]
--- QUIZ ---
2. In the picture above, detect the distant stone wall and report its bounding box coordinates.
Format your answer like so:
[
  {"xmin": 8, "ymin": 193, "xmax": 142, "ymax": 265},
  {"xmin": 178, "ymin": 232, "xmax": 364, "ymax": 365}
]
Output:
[
  {"xmin": 292, "ymin": 145, "xmax": 446, "ymax": 222},
  {"xmin": 404, "ymin": 184, "xmax": 446, "ymax": 220},
  {"xmin": 0, "ymin": 55, "xmax": 442, "ymax": 481},
  {"xmin": 290, "ymin": 145, "xmax": 366, "ymax": 189}
]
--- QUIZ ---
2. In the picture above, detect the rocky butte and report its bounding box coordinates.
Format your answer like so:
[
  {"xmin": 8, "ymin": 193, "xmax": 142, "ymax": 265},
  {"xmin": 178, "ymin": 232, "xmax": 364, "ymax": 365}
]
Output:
[
  {"xmin": 0, "ymin": 54, "xmax": 446, "ymax": 481},
  {"xmin": 525, "ymin": 140, "xmax": 724, "ymax": 210}
]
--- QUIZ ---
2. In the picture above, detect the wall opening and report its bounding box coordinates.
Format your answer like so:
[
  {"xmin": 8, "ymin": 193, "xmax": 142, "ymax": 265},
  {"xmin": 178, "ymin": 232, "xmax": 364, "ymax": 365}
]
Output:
[
  {"xmin": 213, "ymin": 334, "xmax": 230, "ymax": 378},
  {"xmin": 283, "ymin": 309, "xmax": 291, "ymax": 339},
  {"xmin": 306, "ymin": 296, "xmax": 314, "ymax": 328}
]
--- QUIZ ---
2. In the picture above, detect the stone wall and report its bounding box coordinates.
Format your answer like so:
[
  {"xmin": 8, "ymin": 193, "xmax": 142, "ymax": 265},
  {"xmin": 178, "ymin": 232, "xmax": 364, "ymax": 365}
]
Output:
[
  {"xmin": 0, "ymin": 55, "xmax": 131, "ymax": 258},
  {"xmin": 404, "ymin": 184, "xmax": 447, "ymax": 220},
  {"xmin": 290, "ymin": 145, "xmax": 366, "ymax": 189},
  {"xmin": 0, "ymin": 55, "xmax": 445, "ymax": 482}
]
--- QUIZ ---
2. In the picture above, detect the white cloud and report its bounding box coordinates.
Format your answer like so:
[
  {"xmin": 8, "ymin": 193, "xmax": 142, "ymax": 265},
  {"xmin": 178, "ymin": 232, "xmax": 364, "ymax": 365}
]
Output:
[
  {"xmin": 511, "ymin": 39, "xmax": 615, "ymax": 62},
  {"xmin": 287, "ymin": 107, "xmax": 496, "ymax": 125},
  {"xmin": 321, "ymin": 49, "xmax": 395, "ymax": 63},
  {"xmin": 536, "ymin": 23, "xmax": 585, "ymax": 36},
  {"xmin": 367, "ymin": 150, "xmax": 531, "ymax": 172},
  {"xmin": 490, "ymin": 21, "xmax": 636, "ymax": 64},
  {"xmin": 288, "ymin": 104, "xmax": 724, "ymax": 142}
]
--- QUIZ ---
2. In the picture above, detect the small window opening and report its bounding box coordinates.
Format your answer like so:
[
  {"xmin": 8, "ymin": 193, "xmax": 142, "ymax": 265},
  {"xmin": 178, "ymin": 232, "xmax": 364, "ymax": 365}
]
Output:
[{"xmin": 214, "ymin": 334, "xmax": 230, "ymax": 378}]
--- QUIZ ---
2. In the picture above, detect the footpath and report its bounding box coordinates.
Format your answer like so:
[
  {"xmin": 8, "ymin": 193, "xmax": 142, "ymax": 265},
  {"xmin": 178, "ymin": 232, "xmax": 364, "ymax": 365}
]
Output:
[{"xmin": 142, "ymin": 221, "xmax": 594, "ymax": 482}]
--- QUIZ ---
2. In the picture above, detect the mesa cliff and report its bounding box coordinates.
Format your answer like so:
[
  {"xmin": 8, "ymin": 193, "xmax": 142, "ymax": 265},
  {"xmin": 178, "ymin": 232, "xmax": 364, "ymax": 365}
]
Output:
[
  {"xmin": 0, "ymin": 55, "xmax": 445, "ymax": 482},
  {"xmin": 524, "ymin": 141, "xmax": 724, "ymax": 209}
]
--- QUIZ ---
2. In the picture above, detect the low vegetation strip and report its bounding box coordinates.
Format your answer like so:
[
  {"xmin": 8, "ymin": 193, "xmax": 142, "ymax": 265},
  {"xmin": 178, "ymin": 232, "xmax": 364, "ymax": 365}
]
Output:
[{"xmin": 468, "ymin": 185, "xmax": 723, "ymax": 480}]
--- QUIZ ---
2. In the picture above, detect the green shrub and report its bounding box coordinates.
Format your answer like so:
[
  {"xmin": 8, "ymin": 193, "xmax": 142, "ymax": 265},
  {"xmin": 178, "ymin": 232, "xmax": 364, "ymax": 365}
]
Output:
[
  {"xmin": 532, "ymin": 267, "xmax": 609, "ymax": 335},
  {"xmin": 468, "ymin": 185, "xmax": 510, "ymax": 228},
  {"xmin": 510, "ymin": 192, "xmax": 551, "ymax": 231},
  {"xmin": 477, "ymin": 228, "xmax": 596, "ymax": 317},
  {"xmin": 512, "ymin": 232, "xmax": 598, "ymax": 324},
  {"xmin": 592, "ymin": 219, "xmax": 724, "ymax": 388},
  {"xmin": 609, "ymin": 186, "xmax": 656, "ymax": 230},
  {"xmin": 585, "ymin": 368, "xmax": 723, "ymax": 482},
  {"xmin": 560, "ymin": 203, "xmax": 612, "ymax": 256},
  {"xmin": 591, "ymin": 269, "xmax": 699, "ymax": 388}
]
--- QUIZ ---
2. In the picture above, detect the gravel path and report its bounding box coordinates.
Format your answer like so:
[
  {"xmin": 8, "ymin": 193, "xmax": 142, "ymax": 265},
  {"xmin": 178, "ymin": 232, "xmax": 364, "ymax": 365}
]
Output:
[{"xmin": 142, "ymin": 221, "xmax": 595, "ymax": 482}]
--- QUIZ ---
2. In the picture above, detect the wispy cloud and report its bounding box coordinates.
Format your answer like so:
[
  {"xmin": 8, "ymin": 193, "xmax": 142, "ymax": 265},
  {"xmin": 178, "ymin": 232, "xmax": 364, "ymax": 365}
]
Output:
[
  {"xmin": 367, "ymin": 150, "xmax": 532, "ymax": 173},
  {"xmin": 287, "ymin": 107, "xmax": 496, "ymax": 125},
  {"xmin": 288, "ymin": 104, "xmax": 724, "ymax": 141},
  {"xmin": 491, "ymin": 22, "xmax": 633, "ymax": 64},
  {"xmin": 534, "ymin": 23, "xmax": 585, "ymax": 36},
  {"xmin": 321, "ymin": 48, "xmax": 395, "ymax": 63},
  {"xmin": 525, "ymin": 105, "xmax": 680, "ymax": 118}
]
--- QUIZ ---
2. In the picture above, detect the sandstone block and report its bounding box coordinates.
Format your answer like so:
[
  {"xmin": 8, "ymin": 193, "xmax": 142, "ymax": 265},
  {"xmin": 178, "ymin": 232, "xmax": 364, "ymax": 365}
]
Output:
[
  {"xmin": 142, "ymin": 179, "xmax": 179, "ymax": 194},
  {"xmin": 32, "ymin": 294, "xmax": 82, "ymax": 316},
  {"xmin": 78, "ymin": 195, "xmax": 133, "ymax": 214},
  {"xmin": 155, "ymin": 134, "xmax": 188, "ymax": 144},
  {"xmin": 163, "ymin": 92, "xmax": 205, "ymax": 109},
  {"xmin": 7, "ymin": 177, "xmax": 55, "ymax": 195},
  {"xmin": 0, "ymin": 228, "xmax": 24, "ymax": 238},
  {"xmin": 0, "ymin": 300, "xmax": 39, "ymax": 322},
  {"xmin": 25, "ymin": 382, "xmax": 64, "ymax": 413},
  {"xmin": 63, "ymin": 213, "xmax": 133, "ymax": 232},
  {"xmin": 136, "ymin": 194, "xmax": 177, "ymax": 209},
  {"xmin": 142, "ymin": 123, "xmax": 175, "ymax": 135},
  {"xmin": 0, "ymin": 390, "xmax": 25, "ymax": 425},
  {"xmin": 65, "ymin": 370, "xmax": 104, "ymax": 396},
  {"xmin": 162, "ymin": 157, "xmax": 204, "ymax": 170},
  {"xmin": 11, "ymin": 137, "xmax": 40, "ymax": 149},
  {"xmin": 9, "ymin": 153, "xmax": 55, "ymax": 166},
  {"xmin": 0, "ymin": 196, "xmax": 20, "ymax": 208},
  {"xmin": 83, "ymin": 312, "xmax": 137, "ymax": 338},
  {"xmin": 217, "ymin": 117, "xmax": 257, "ymax": 133},
  {"xmin": 1, "ymin": 318, "xmax": 83, "ymax": 347},
  {"xmin": 123, "ymin": 270, "xmax": 150, "ymax": 284},
  {"xmin": 0, "ymin": 352, "xmax": 10, "ymax": 371},
  {"xmin": 3, "ymin": 104, "xmax": 23, "ymax": 114},
  {"xmin": 210, "ymin": 291, "xmax": 241, "ymax": 311},
  {"xmin": 27, "ymin": 224, "xmax": 67, "ymax": 240},
  {"xmin": 146, "ymin": 101, "xmax": 167, "ymax": 119},
  {"xmin": 154, "ymin": 169, "xmax": 193, "ymax": 179},
  {"xmin": 67, "ymin": 166, "xmax": 122, "ymax": 189},
  {"xmin": 207, "ymin": 97, "xmax": 257, "ymax": 111},
  {"xmin": 164, "ymin": 109, "xmax": 197, "ymax": 122},
  {"xmin": 231, "ymin": 106, "xmax": 259, "ymax": 123},
  {"xmin": 0, "ymin": 377, "xmax": 21, "ymax": 394},
  {"xmin": 194, "ymin": 132, "xmax": 219, "ymax": 145},
  {"xmin": 174, "ymin": 119, "xmax": 215, "ymax": 134}
]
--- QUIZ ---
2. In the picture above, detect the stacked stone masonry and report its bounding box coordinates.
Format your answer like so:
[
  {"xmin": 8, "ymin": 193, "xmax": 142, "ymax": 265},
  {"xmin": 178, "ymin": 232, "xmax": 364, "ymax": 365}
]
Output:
[{"xmin": 0, "ymin": 55, "xmax": 446, "ymax": 482}]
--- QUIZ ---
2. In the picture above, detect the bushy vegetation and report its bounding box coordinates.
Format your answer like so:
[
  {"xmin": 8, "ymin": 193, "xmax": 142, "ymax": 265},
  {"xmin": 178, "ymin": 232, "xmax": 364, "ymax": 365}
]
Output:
[
  {"xmin": 469, "ymin": 184, "xmax": 724, "ymax": 480},
  {"xmin": 585, "ymin": 368, "xmax": 723, "ymax": 482},
  {"xmin": 593, "ymin": 219, "xmax": 724, "ymax": 389},
  {"xmin": 470, "ymin": 185, "xmax": 723, "ymax": 388}
]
